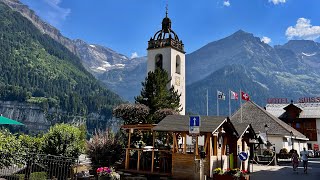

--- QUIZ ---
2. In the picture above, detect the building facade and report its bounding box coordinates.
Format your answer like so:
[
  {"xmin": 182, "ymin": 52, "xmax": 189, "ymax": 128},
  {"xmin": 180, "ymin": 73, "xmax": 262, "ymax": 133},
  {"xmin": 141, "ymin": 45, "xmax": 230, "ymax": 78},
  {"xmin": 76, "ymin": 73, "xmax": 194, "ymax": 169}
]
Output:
[
  {"xmin": 266, "ymin": 102, "xmax": 320, "ymax": 150},
  {"xmin": 147, "ymin": 11, "xmax": 186, "ymax": 115}
]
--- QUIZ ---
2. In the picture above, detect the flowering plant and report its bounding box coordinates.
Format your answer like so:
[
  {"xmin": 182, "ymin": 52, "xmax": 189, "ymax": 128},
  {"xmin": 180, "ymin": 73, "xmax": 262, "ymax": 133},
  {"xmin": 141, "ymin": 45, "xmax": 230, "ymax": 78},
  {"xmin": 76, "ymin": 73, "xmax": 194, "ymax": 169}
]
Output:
[
  {"xmin": 213, "ymin": 168, "xmax": 248, "ymax": 178},
  {"xmin": 96, "ymin": 167, "xmax": 120, "ymax": 180}
]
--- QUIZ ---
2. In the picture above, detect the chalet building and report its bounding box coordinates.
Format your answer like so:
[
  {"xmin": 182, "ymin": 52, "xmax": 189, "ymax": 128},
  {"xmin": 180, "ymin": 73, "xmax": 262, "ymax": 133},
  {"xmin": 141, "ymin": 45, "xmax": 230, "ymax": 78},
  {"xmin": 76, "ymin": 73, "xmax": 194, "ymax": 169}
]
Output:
[
  {"xmin": 231, "ymin": 101, "xmax": 308, "ymax": 153},
  {"xmin": 153, "ymin": 115, "xmax": 239, "ymax": 179},
  {"xmin": 121, "ymin": 115, "xmax": 260, "ymax": 179},
  {"xmin": 266, "ymin": 102, "xmax": 320, "ymax": 150}
]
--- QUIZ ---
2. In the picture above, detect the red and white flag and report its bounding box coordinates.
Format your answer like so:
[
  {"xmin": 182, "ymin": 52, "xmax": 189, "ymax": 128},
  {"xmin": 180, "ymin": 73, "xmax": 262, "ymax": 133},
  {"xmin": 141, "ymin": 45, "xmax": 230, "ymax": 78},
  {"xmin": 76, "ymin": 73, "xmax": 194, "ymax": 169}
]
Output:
[
  {"xmin": 230, "ymin": 91, "xmax": 238, "ymax": 100},
  {"xmin": 241, "ymin": 91, "xmax": 250, "ymax": 101}
]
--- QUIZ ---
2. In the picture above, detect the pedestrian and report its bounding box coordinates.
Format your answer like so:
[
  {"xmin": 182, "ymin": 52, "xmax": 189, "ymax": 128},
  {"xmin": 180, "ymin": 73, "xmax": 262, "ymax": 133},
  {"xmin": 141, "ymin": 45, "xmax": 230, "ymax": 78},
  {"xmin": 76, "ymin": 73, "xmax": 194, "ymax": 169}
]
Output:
[
  {"xmin": 300, "ymin": 147, "xmax": 308, "ymax": 174},
  {"xmin": 291, "ymin": 150, "xmax": 299, "ymax": 171}
]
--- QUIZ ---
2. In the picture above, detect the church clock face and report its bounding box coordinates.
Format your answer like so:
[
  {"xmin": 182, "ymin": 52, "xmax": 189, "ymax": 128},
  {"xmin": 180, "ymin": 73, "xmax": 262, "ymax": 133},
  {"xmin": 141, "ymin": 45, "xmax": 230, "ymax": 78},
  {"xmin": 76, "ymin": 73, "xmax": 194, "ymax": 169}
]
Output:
[{"xmin": 175, "ymin": 76, "xmax": 180, "ymax": 86}]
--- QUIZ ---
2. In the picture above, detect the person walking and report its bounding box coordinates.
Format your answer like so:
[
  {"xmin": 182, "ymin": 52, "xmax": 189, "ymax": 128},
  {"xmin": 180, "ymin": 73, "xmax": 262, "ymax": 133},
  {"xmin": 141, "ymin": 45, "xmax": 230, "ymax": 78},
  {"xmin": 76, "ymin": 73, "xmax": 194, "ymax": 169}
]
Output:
[
  {"xmin": 300, "ymin": 147, "xmax": 308, "ymax": 174},
  {"xmin": 291, "ymin": 150, "xmax": 299, "ymax": 172}
]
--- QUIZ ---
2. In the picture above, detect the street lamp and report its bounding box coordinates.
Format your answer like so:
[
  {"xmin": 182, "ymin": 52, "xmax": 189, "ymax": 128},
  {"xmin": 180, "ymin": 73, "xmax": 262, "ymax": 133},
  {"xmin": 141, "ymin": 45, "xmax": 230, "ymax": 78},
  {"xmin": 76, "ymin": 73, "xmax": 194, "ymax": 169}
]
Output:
[
  {"xmin": 290, "ymin": 131, "xmax": 293, "ymax": 150},
  {"xmin": 218, "ymin": 127, "xmax": 226, "ymax": 169}
]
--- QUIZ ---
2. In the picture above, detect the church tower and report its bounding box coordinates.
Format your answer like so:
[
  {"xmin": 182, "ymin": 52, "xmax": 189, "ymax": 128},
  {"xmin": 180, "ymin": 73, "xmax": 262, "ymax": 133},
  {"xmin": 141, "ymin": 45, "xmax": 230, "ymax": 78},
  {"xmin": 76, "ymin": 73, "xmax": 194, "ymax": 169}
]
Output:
[{"xmin": 147, "ymin": 9, "xmax": 186, "ymax": 115}]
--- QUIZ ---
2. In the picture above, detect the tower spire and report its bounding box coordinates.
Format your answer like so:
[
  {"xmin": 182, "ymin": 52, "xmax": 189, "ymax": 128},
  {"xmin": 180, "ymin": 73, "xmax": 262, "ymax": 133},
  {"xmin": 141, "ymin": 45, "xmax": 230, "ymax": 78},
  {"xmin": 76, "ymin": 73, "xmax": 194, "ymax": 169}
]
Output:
[{"xmin": 165, "ymin": 2, "xmax": 168, "ymax": 17}]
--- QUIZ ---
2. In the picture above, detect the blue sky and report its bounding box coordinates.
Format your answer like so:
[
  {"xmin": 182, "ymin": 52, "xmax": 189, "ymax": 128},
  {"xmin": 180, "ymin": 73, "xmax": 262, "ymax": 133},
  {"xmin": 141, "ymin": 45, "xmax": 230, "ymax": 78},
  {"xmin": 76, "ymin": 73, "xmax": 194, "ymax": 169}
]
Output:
[{"xmin": 20, "ymin": 0, "xmax": 320, "ymax": 58}]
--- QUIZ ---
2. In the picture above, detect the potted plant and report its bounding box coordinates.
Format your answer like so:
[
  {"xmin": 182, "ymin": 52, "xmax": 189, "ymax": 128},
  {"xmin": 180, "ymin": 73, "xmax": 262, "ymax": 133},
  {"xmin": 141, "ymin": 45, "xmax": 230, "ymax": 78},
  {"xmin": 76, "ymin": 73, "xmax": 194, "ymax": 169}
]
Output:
[
  {"xmin": 213, "ymin": 168, "xmax": 249, "ymax": 180},
  {"xmin": 96, "ymin": 167, "xmax": 120, "ymax": 180}
]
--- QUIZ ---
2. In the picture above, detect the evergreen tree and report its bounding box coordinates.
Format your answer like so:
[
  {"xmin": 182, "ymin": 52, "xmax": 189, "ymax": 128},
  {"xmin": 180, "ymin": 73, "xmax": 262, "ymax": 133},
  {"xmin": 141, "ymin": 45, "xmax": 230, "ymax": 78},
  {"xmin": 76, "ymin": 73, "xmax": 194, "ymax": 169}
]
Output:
[{"xmin": 135, "ymin": 68, "xmax": 181, "ymax": 123}]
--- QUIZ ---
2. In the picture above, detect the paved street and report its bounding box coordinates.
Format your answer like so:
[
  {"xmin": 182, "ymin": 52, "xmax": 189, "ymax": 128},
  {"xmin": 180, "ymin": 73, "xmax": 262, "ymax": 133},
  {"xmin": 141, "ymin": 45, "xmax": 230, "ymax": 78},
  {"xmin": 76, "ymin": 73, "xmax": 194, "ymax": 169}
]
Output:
[{"xmin": 250, "ymin": 158, "xmax": 320, "ymax": 180}]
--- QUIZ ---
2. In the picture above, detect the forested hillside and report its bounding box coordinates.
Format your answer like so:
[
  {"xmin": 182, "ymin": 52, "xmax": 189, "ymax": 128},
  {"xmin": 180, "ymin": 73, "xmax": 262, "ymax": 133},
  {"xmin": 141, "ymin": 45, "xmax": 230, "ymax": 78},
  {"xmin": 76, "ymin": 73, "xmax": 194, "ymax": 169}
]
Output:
[{"xmin": 0, "ymin": 2, "xmax": 122, "ymax": 124}]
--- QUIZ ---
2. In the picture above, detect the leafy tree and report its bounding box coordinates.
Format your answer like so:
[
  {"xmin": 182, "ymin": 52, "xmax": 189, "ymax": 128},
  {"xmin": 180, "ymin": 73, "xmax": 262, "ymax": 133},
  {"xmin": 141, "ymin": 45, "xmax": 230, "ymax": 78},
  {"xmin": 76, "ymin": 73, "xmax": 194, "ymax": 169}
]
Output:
[
  {"xmin": 19, "ymin": 134, "xmax": 43, "ymax": 154},
  {"xmin": 113, "ymin": 104, "xmax": 149, "ymax": 124},
  {"xmin": 0, "ymin": 129, "xmax": 24, "ymax": 168},
  {"xmin": 42, "ymin": 123, "xmax": 86, "ymax": 158}
]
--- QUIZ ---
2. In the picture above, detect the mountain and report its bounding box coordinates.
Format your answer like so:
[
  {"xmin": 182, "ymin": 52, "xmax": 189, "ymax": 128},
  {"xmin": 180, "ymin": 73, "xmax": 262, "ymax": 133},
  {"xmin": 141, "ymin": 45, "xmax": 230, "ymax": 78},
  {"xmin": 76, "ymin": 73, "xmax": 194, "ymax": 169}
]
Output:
[
  {"xmin": 186, "ymin": 30, "xmax": 284, "ymax": 84},
  {"xmin": 0, "ymin": 1, "xmax": 123, "ymax": 132},
  {"xmin": 97, "ymin": 58, "xmax": 147, "ymax": 101},
  {"xmin": 5, "ymin": 0, "xmax": 320, "ymax": 116},
  {"xmin": 1, "ymin": 0, "xmax": 146, "ymax": 102},
  {"xmin": 186, "ymin": 32, "xmax": 320, "ymax": 115}
]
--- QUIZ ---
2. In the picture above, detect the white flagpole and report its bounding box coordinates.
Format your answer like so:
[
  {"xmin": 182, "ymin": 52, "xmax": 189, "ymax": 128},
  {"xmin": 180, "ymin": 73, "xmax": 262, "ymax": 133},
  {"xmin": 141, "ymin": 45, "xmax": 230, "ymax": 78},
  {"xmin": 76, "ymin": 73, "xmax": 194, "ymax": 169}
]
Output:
[
  {"xmin": 229, "ymin": 89, "xmax": 231, "ymax": 117},
  {"xmin": 240, "ymin": 89, "xmax": 243, "ymax": 123},
  {"xmin": 217, "ymin": 90, "xmax": 219, "ymax": 116},
  {"xmin": 207, "ymin": 89, "xmax": 209, "ymax": 116}
]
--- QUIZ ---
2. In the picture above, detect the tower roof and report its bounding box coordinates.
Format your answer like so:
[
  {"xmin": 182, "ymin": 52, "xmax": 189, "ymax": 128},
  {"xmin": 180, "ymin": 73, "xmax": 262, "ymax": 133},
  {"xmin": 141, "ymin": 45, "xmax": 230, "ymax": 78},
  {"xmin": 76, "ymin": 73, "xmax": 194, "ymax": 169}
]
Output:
[{"xmin": 147, "ymin": 8, "xmax": 184, "ymax": 53}]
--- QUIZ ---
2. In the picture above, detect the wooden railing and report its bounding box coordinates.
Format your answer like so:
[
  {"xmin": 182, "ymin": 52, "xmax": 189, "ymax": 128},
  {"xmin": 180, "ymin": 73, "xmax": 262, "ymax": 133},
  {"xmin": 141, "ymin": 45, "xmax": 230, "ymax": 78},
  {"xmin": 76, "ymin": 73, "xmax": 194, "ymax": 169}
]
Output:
[{"xmin": 125, "ymin": 148, "xmax": 172, "ymax": 174}]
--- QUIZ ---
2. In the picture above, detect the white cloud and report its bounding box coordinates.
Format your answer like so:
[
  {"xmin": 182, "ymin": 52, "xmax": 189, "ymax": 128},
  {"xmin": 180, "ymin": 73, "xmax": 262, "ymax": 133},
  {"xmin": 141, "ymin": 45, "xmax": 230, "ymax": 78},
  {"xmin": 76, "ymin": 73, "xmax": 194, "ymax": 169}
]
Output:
[
  {"xmin": 223, "ymin": 0, "xmax": 231, "ymax": 7},
  {"xmin": 43, "ymin": 0, "xmax": 71, "ymax": 27},
  {"xmin": 131, "ymin": 52, "xmax": 139, "ymax": 59},
  {"xmin": 286, "ymin": 18, "xmax": 320, "ymax": 40},
  {"xmin": 269, "ymin": 0, "xmax": 286, "ymax": 5},
  {"xmin": 261, "ymin": 36, "xmax": 272, "ymax": 44}
]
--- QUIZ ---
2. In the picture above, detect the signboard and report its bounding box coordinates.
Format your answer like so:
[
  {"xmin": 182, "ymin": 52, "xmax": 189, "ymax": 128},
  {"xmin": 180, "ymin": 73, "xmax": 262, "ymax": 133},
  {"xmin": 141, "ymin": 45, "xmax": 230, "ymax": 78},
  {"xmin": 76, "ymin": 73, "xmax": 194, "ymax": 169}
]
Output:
[
  {"xmin": 189, "ymin": 116, "xmax": 200, "ymax": 134},
  {"xmin": 238, "ymin": 152, "xmax": 248, "ymax": 161},
  {"xmin": 314, "ymin": 144, "xmax": 319, "ymax": 151},
  {"xmin": 267, "ymin": 97, "xmax": 320, "ymax": 104}
]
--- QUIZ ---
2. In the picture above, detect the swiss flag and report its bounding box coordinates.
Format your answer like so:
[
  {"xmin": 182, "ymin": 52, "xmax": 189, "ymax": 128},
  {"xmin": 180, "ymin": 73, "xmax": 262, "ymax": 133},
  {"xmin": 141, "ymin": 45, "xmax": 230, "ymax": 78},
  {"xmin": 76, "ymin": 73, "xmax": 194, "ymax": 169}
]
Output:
[{"xmin": 241, "ymin": 91, "xmax": 250, "ymax": 101}]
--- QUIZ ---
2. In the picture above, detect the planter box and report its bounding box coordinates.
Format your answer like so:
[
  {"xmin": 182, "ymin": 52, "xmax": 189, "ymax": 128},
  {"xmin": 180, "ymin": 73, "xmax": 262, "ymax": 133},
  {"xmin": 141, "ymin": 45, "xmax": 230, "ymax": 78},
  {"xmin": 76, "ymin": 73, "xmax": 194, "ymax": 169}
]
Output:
[{"xmin": 213, "ymin": 174, "xmax": 250, "ymax": 180}]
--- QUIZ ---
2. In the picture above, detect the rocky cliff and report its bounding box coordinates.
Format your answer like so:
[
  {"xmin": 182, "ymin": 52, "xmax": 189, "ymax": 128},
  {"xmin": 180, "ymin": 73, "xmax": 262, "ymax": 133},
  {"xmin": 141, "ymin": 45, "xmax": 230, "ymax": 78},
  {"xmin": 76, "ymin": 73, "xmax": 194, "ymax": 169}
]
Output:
[{"xmin": 0, "ymin": 101, "xmax": 51, "ymax": 132}]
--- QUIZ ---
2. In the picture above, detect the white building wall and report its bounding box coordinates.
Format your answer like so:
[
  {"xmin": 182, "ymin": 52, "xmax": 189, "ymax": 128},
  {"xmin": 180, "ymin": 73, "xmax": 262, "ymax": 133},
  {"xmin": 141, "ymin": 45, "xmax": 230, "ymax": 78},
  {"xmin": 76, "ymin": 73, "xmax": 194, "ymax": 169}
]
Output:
[
  {"xmin": 147, "ymin": 47, "xmax": 186, "ymax": 115},
  {"xmin": 266, "ymin": 136, "xmax": 307, "ymax": 153},
  {"xmin": 317, "ymin": 118, "xmax": 320, "ymax": 147},
  {"xmin": 268, "ymin": 136, "xmax": 283, "ymax": 153}
]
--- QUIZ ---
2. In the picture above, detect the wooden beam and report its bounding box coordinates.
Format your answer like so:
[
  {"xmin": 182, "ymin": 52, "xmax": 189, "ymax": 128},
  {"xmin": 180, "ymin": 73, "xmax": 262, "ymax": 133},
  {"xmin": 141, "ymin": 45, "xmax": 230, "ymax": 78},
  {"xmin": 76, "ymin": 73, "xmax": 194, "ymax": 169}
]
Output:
[
  {"xmin": 125, "ymin": 149, "xmax": 129, "ymax": 169},
  {"xmin": 204, "ymin": 133, "xmax": 210, "ymax": 154},
  {"xmin": 196, "ymin": 136, "xmax": 199, "ymax": 156},
  {"xmin": 151, "ymin": 132, "xmax": 156, "ymax": 173},
  {"xmin": 172, "ymin": 133, "xmax": 176, "ymax": 153},
  {"xmin": 125, "ymin": 129, "xmax": 132, "ymax": 170}
]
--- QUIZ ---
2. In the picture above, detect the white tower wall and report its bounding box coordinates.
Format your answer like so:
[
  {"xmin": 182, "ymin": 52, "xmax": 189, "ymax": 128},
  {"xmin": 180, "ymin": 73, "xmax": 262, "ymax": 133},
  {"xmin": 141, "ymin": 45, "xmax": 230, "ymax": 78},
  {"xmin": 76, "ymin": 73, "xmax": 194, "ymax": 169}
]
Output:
[{"xmin": 147, "ymin": 47, "xmax": 186, "ymax": 115}]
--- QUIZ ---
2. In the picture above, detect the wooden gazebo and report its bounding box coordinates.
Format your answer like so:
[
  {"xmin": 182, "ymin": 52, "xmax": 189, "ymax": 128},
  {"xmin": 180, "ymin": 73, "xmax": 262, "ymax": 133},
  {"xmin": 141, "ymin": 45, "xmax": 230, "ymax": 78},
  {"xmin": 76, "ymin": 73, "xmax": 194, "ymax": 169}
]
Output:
[
  {"xmin": 152, "ymin": 115, "xmax": 239, "ymax": 179},
  {"xmin": 121, "ymin": 123, "xmax": 172, "ymax": 176}
]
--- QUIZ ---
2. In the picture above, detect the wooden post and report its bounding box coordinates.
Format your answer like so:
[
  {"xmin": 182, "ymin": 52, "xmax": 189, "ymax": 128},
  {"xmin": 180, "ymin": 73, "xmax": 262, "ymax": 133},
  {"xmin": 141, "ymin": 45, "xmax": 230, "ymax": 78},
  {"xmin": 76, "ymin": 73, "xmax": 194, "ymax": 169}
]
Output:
[
  {"xmin": 137, "ymin": 150, "xmax": 140, "ymax": 171},
  {"xmin": 196, "ymin": 136, "xmax": 199, "ymax": 156},
  {"xmin": 172, "ymin": 133, "xmax": 176, "ymax": 153},
  {"xmin": 125, "ymin": 129, "xmax": 132, "ymax": 170},
  {"xmin": 213, "ymin": 136, "xmax": 217, "ymax": 156},
  {"xmin": 151, "ymin": 131, "xmax": 155, "ymax": 173}
]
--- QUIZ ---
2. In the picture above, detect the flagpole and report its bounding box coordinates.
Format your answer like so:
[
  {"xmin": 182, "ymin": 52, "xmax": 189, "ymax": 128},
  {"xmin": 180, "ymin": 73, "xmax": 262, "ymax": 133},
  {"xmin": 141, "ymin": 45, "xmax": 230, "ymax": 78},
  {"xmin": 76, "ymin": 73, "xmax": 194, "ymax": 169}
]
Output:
[
  {"xmin": 217, "ymin": 90, "xmax": 219, "ymax": 116},
  {"xmin": 240, "ymin": 89, "xmax": 243, "ymax": 123},
  {"xmin": 229, "ymin": 89, "xmax": 231, "ymax": 117},
  {"xmin": 207, "ymin": 89, "xmax": 209, "ymax": 116}
]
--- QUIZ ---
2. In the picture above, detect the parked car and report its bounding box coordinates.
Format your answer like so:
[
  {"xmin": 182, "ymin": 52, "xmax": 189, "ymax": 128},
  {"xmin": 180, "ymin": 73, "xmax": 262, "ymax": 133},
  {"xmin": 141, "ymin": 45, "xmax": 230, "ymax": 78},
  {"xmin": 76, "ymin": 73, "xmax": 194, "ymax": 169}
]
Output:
[{"xmin": 307, "ymin": 150, "xmax": 314, "ymax": 157}]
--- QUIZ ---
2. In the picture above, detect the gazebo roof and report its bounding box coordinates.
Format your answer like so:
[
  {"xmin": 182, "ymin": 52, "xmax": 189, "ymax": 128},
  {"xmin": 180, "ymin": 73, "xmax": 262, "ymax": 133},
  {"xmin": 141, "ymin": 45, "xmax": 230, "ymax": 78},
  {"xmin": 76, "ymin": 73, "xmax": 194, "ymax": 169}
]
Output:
[{"xmin": 153, "ymin": 115, "xmax": 238, "ymax": 135}]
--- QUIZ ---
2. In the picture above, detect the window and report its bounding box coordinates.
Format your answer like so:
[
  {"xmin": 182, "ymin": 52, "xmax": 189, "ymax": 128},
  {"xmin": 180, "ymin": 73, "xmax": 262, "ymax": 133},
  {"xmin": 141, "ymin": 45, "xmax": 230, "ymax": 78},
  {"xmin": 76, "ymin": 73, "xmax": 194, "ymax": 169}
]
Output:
[
  {"xmin": 176, "ymin": 55, "xmax": 181, "ymax": 74},
  {"xmin": 296, "ymin": 123, "xmax": 300, "ymax": 128},
  {"xmin": 155, "ymin": 54, "xmax": 163, "ymax": 70}
]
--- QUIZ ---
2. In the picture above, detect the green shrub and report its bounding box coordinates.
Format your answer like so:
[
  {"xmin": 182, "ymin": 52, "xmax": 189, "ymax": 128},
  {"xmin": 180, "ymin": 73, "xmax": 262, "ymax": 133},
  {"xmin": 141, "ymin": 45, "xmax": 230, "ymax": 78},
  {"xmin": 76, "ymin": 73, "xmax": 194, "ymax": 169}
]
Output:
[
  {"xmin": 42, "ymin": 123, "xmax": 86, "ymax": 158},
  {"xmin": 16, "ymin": 172, "xmax": 47, "ymax": 180}
]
